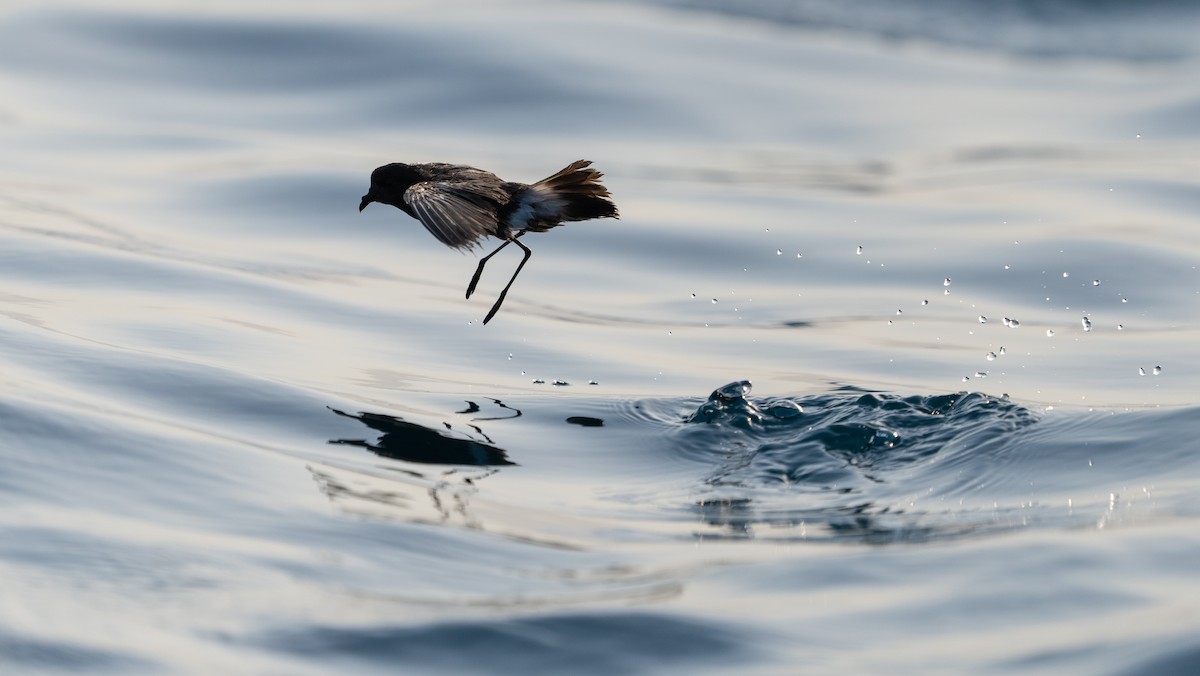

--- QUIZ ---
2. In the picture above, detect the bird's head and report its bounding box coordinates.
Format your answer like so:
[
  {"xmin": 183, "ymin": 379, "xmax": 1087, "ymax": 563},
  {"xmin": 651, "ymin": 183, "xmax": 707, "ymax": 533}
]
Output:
[{"xmin": 360, "ymin": 163, "xmax": 418, "ymax": 212}]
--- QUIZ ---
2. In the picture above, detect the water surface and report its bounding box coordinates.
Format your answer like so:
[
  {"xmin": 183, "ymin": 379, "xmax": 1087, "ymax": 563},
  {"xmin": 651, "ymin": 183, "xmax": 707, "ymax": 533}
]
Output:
[{"xmin": 2, "ymin": 1, "xmax": 1199, "ymax": 673}]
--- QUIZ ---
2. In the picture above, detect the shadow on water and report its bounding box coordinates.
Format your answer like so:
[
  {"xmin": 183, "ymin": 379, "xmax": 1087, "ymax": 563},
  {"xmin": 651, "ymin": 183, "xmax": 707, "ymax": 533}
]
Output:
[{"xmin": 328, "ymin": 405, "xmax": 516, "ymax": 467}]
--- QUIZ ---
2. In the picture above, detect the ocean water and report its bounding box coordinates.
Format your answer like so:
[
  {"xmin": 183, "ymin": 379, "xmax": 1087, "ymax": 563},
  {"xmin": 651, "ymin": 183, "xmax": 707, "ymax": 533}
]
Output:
[{"xmin": 2, "ymin": 0, "xmax": 1199, "ymax": 673}]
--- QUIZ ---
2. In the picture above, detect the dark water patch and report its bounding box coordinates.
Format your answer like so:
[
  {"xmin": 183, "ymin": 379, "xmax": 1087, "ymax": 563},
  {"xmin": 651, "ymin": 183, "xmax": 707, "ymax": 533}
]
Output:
[
  {"xmin": 254, "ymin": 612, "xmax": 755, "ymax": 675},
  {"xmin": 1114, "ymin": 639, "xmax": 1200, "ymax": 676},
  {"xmin": 619, "ymin": 0, "xmax": 1200, "ymax": 63},
  {"xmin": 0, "ymin": 634, "xmax": 155, "ymax": 673},
  {"xmin": 623, "ymin": 381, "xmax": 1081, "ymax": 542}
]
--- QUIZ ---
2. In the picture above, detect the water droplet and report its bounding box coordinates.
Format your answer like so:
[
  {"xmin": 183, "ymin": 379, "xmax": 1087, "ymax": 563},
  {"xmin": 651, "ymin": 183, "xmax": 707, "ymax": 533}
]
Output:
[
  {"xmin": 856, "ymin": 246, "xmax": 863, "ymax": 255},
  {"xmin": 887, "ymin": 320, "xmax": 893, "ymax": 325},
  {"xmin": 1062, "ymin": 272, "xmax": 1069, "ymax": 278},
  {"xmin": 776, "ymin": 249, "xmax": 782, "ymax": 255},
  {"xmin": 1092, "ymin": 279, "xmax": 1101, "ymax": 286},
  {"xmin": 896, "ymin": 309, "xmax": 903, "ymax": 315},
  {"xmin": 978, "ymin": 315, "xmax": 987, "ymax": 324},
  {"xmin": 975, "ymin": 371, "xmax": 988, "ymax": 378},
  {"xmin": 986, "ymin": 351, "xmax": 997, "ymax": 361},
  {"xmin": 532, "ymin": 378, "xmax": 545, "ymax": 384},
  {"xmin": 508, "ymin": 353, "xmax": 513, "ymax": 360},
  {"xmin": 711, "ymin": 299, "xmax": 717, "ymax": 304},
  {"xmin": 1138, "ymin": 367, "xmax": 1146, "ymax": 376},
  {"xmin": 691, "ymin": 293, "xmax": 696, "ymax": 298},
  {"xmin": 921, "ymin": 299, "xmax": 929, "ymax": 306},
  {"xmin": 1152, "ymin": 366, "xmax": 1162, "ymax": 375},
  {"xmin": 796, "ymin": 252, "xmax": 803, "ymax": 258},
  {"xmin": 1046, "ymin": 329, "xmax": 1055, "ymax": 337},
  {"xmin": 1082, "ymin": 316, "xmax": 1092, "ymax": 332},
  {"xmin": 1117, "ymin": 324, "xmax": 1124, "ymax": 330},
  {"xmin": 999, "ymin": 346, "xmax": 1006, "ymax": 355},
  {"xmin": 667, "ymin": 331, "xmax": 673, "ymax": 335},
  {"xmin": 1136, "ymin": 133, "xmax": 1141, "ymax": 138},
  {"xmin": 1004, "ymin": 264, "xmax": 1011, "ymax": 270},
  {"xmin": 553, "ymin": 379, "xmax": 570, "ymax": 386},
  {"xmin": 943, "ymin": 277, "xmax": 952, "ymax": 286},
  {"xmin": 944, "ymin": 289, "xmax": 951, "ymax": 296},
  {"xmin": 1121, "ymin": 297, "xmax": 1128, "ymax": 303},
  {"xmin": 962, "ymin": 376, "xmax": 970, "ymax": 382},
  {"xmin": 588, "ymin": 380, "xmax": 598, "ymax": 385}
]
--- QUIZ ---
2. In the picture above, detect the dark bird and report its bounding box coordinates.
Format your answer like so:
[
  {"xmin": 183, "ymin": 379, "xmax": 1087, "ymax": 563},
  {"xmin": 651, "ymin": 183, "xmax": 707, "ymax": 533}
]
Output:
[{"xmin": 359, "ymin": 160, "xmax": 619, "ymax": 324}]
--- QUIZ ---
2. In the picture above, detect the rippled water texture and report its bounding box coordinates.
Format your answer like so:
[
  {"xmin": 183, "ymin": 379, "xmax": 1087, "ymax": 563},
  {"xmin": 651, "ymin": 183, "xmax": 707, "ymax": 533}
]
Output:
[{"xmin": 2, "ymin": 1, "xmax": 1200, "ymax": 674}]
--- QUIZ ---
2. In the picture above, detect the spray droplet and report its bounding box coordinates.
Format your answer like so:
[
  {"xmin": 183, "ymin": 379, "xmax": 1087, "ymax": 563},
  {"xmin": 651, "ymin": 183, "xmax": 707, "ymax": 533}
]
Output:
[
  {"xmin": 776, "ymin": 249, "xmax": 782, "ymax": 255},
  {"xmin": 1117, "ymin": 324, "xmax": 1124, "ymax": 330},
  {"xmin": 1138, "ymin": 367, "xmax": 1146, "ymax": 376},
  {"xmin": 711, "ymin": 299, "xmax": 717, "ymax": 304},
  {"xmin": 962, "ymin": 376, "xmax": 970, "ymax": 382},
  {"xmin": 691, "ymin": 293, "xmax": 696, "ymax": 298},
  {"xmin": 1046, "ymin": 329, "xmax": 1055, "ymax": 337},
  {"xmin": 887, "ymin": 320, "xmax": 893, "ymax": 325},
  {"xmin": 856, "ymin": 246, "xmax": 863, "ymax": 255},
  {"xmin": 896, "ymin": 309, "xmax": 903, "ymax": 315},
  {"xmin": 1004, "ymin": 264, "xmax": 1011, "ymax": 270},
  {"xmin": 508, "ymin": 353, "xmax": 513, "ymax": 360},
  {"xmin": 975, "ymin": 371, "xmax": 988, "ymax": 378},
  {"xmin": 1092, "ymin": 279, "xmax": 1101, "ymax": 286},
  {"xmin": 1121, "ymin": 297, "xmax": 1128, "ymax": 303},
  {"xmin": 796, "ymin": 252, "xmax": 803, "ymax": 258},
  {"xmin": 532, "ymin": 378, "xmax": 546, "ymax": 384},
  {"xmin": 1152, "ymin": 366, "xmax": 1162, "ymax": 375},
  {"xmin": 1082, "ymin": 316, "xmax": 1092, "ymax": 332},
  {"xmin": 978, "ymin": 315, "xmax": 987, "ymax": 324},
  {"xmin": 986, "ymin": 351, "xmax": 997, "ymax": 361},
  {"xmin": 921, "ymin": 299, "xmax": 929, "ymax": 306},
  {"xmin": 588, "ymin": 380, "xmax": 598, "ymax": 385},
  {"xmin": 553, "ymin": 379, "xmax": 570, "ymax": 386},
  {"xmin": 1062, "ymin": 272, "xmax": 1069, "ymax": 278},
  {"xmin": 999, "ymin": 346, "xmax": 1006, "ymax": 355},
  {"xmin": 944, "ymin": 277, "xmax": 952, "ymax": 286}
]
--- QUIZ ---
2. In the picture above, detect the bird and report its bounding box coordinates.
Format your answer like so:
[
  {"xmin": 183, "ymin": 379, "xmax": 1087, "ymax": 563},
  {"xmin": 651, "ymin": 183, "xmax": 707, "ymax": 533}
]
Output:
[{"xmin": 359, "ymin": 160, "xmax": 619, "ymax": 324}]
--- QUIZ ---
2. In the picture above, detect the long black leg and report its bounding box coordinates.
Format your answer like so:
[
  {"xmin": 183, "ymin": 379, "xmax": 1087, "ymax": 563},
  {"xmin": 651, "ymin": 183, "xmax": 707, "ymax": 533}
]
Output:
[
  {"xmin": 466, "ymin": 231, "xmax": 525, "ymax": 299},
  {"xmin": 482, "ymin": 237, "xmax": 532, "ymax": 324}
]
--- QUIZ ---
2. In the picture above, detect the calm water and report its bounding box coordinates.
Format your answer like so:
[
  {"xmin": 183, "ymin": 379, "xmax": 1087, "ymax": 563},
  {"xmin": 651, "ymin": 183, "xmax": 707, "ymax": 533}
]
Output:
[{"xmin": 2, "ymin": 1, "xmax": 1199, "ymax": 673}]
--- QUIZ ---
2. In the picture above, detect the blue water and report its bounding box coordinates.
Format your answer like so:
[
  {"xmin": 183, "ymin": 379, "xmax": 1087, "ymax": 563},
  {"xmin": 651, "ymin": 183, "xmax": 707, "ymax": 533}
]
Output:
[{"xmin": 3, "ymin": 1, "xmax": 1200, "ymax": 674}]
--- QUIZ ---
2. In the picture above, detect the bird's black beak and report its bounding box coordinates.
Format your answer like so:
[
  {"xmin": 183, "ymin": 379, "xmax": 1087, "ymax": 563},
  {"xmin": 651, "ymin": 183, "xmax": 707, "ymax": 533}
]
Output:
[{"xmin": 359, "ymin": 194, "xmax": 373, "ymax": 212}]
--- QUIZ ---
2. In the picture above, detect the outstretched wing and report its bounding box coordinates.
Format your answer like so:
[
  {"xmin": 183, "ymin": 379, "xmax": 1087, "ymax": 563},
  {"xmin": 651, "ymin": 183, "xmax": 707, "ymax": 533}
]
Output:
[{"xmin": 403, "ymin": 182, "xmax": 500, "ymax": 250}]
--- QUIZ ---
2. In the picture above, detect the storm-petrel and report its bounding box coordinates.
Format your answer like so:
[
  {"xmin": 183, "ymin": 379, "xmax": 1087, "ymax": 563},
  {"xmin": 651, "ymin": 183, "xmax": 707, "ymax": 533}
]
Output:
[{"xmin": 359, "ymin": 160, "xmax": 619, "ymax": 324}]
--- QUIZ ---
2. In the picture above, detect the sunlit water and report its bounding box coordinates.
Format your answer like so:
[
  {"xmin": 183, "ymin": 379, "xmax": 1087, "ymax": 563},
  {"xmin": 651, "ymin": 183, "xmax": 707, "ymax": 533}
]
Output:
[{"xmin": 2, "ymin": 1, "xmax": 1200, "ymax": 674}]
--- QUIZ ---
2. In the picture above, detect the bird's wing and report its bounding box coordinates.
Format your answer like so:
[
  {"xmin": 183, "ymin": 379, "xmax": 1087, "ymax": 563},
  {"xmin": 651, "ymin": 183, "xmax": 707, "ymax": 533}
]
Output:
[{"xmin": 403, "ymin": 182, "xmax": 499, "ymax": 249}]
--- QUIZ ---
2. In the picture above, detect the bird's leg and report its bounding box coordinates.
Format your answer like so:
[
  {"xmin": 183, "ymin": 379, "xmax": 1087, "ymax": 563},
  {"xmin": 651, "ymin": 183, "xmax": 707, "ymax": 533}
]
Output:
[
  {"xmin": 482, "ymin": 237, "xmax": 532, "ymax": 325},
  {"xmin": 466, "ymin": 241, "xmax": 510, "ymax": 299},
  {"xmin": 466, "ymin": 231, "xmax": 525, "ymax": 299}
]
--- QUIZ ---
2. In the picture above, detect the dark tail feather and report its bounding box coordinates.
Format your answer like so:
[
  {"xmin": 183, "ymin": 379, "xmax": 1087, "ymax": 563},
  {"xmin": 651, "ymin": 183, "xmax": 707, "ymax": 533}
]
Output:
[{"xmin": 536, "ymin": 160, "xmax": 619, "ymax": 221}]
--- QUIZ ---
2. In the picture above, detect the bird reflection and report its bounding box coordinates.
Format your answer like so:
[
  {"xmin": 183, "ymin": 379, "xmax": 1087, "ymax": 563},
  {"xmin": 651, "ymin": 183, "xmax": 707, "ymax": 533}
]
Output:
[{"xmin": 328, "ymin": 406, "xmax": 515, "ymax": 466}]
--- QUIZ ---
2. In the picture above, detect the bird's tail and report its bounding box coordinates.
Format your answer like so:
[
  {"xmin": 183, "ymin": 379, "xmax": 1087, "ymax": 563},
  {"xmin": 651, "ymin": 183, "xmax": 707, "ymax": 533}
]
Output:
[{"xmin": 534, "ymin": 160, "xmax": 619, "ymax": 221}]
